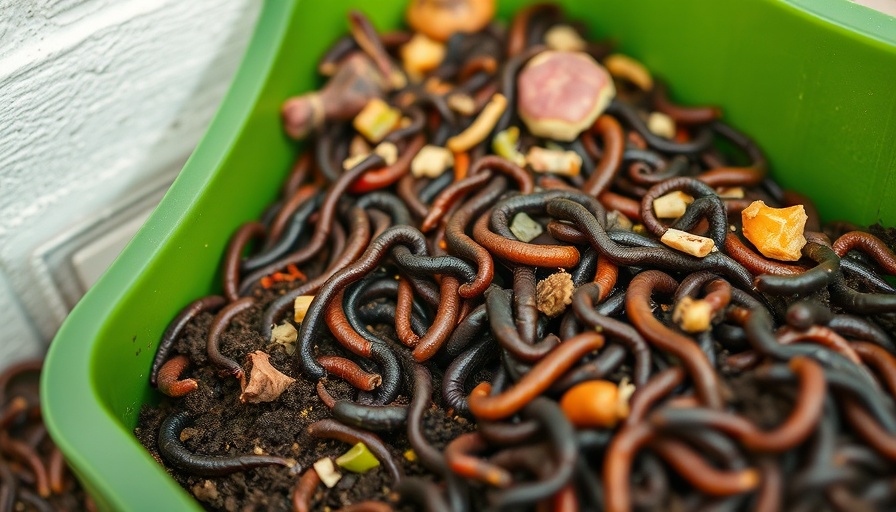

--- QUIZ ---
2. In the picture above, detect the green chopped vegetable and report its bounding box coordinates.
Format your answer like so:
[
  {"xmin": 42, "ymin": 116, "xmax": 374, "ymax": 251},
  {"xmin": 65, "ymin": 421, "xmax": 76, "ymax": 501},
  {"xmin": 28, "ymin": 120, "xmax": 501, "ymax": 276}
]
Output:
[
  {"xmin": 335, "ymin": 442, "xmax": 380, "ymax": 473},
  {"xmin": 491, "ymin": 127, "xmax": 526, "ymax": 167}
]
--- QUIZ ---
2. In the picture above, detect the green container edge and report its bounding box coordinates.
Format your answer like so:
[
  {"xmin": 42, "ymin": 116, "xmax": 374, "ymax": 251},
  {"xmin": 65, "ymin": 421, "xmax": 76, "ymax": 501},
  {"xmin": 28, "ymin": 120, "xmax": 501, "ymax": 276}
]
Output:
[{"xmin": 42, "ymin": 1, "xmax": 896, "ymax": 511}]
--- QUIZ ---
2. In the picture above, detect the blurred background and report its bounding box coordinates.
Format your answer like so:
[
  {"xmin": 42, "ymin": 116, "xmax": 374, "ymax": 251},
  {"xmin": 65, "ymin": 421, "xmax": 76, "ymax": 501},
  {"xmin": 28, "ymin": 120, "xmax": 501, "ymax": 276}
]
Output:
[{"xmin": 0, "ymin": 0, "xmax": 260, "ymax": 370}]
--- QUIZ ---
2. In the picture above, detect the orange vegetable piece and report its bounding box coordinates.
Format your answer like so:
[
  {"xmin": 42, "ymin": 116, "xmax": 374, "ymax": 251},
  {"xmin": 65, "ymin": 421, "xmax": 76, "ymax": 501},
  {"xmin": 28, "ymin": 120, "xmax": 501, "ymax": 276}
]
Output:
[
  {"xmin": 741, "ymin": 200, "xmax": 808, "ymax": 262},
  {"xmin": 559, "ymin": 380, "xmax": 629, "ymax": 429}
]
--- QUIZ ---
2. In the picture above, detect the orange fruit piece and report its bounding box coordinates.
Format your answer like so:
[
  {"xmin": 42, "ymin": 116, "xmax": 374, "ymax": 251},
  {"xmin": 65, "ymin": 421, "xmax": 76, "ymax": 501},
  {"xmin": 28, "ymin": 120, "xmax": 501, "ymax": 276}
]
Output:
[{"xmin": 741, "ymin": 200, "xmax": 808, "ymax": 261}]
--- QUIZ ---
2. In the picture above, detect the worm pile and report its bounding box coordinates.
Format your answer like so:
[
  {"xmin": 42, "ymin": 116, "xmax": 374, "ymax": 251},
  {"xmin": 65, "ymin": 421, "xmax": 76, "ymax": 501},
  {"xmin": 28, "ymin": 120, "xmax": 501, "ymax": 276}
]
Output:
[
  {"xmin": 0, "ymin": 360, "xmax": 93, "ymax": 511},
  {"xmin": 137, "ymin": 2, "xmax": 896, "ymax": 511}
]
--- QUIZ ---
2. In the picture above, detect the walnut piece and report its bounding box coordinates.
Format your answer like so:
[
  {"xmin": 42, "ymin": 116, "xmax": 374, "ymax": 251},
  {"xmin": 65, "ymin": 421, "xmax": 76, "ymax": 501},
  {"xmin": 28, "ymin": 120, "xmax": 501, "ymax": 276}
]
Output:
[
  {"xmin": 239, "ymin": 351, "xmax": 296, "ymax": 404},
  {"xmin": 536, "ymin": 271, "xmax": 574, "ymax": 317}
]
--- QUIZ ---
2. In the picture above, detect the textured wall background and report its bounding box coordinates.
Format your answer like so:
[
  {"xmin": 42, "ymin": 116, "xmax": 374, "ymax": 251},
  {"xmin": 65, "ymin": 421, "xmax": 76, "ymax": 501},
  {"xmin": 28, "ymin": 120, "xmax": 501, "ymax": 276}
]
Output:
[{"xmin": 0, "ymin": 0, "xmax": 259, "ymax": 368}]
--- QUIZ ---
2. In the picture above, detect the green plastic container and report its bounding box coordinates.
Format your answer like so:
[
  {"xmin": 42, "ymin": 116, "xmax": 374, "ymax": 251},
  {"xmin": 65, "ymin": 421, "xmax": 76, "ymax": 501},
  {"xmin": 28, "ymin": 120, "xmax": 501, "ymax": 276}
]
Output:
[{"xmin": 42, "ymin": 0, "xmax": 896, "ymax": 510}]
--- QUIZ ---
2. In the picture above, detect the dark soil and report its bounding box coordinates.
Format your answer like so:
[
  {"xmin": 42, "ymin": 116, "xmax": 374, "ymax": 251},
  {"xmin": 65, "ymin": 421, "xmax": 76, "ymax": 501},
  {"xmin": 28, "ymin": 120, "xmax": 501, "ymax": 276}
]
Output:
[{"xmin": 135, "ymin": 284, "xmax": 474, "ymax": 512}]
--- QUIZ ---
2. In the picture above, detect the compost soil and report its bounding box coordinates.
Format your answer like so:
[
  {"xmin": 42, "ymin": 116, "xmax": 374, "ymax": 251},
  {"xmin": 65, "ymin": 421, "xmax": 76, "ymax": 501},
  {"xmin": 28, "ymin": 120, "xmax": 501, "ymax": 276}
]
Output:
[{"xmin": 135, "ymin": 283, "xmax": 476, "ymax": 512}]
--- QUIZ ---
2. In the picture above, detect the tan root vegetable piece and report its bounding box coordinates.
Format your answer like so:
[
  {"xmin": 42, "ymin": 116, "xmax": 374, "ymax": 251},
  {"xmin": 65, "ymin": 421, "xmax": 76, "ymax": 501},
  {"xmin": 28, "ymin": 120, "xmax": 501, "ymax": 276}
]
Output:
[
  {"xmin": 411, "ymin": 145, "xmax": 454, "ymax": 178},
  {"xmin": 400, "ymin": 33, "xmax": 446, "ymax": 79},
  {"xmin": 405, "ymin": 0, "xmax": 496, "ymax": 42},
  {"xmin": 536, "ymin": 270, "xmax": 574, "ymax": 317},
  {"xmin": 653, "ymin": 191, "xmax": 694, "ymax": 219},
  {"xmin": 672, "ymin": 297, "xmax": 714, "ymax": 333},
  {"xmin": 560, "ymin": 380, "xmax": 631, "ymax": 428},
  {"xmin": 716, "ymin": 187, "xmax": 745, "ymax": 199},
  {"xmin": 353, "ymin": 98, "xmax": 402, "ymax": 143},
  {"xmin": 517, "ymin": 51, "xmax": 615, "ymax": 141},
  {"xmin": 239, "ymin": 351, "xmax": 296, "ymax": 404},
  {"xmin": 607, "ymin": 210, "xmax": 634, "ymax": 231},
  {"xmin": 525, "ymin": 147, "xmax": 583, "ymax": 177},
  {"xmin": 446, "ymin": 93, "xmax": 507, "ymax": 152},
  {"xmin": 544, "ymin": 25, "xmax": 587, "ymax": 52},
  {"xmin": 294, "ymin": 295, "xmax": 315, "ymax": 323},
  {"xmin": 647, "ymin": 111, "xmax": 676, "ymax": 139},
  {"xmin": 343, "ymin": 142, "xmax": 398, "ymax": 170},
  {"xmin": 282, "ymin": 53, "xmax": 386, "ymax": 140},
  {"xmin": 741, "ymin": 200, "xmax": 808, "ymax": 261},
  {"xmin": 446, "ymin": 93, "xmax": 477, "ymax": 116},
  {"xmin": 604, "ymin": 53, "xmax": 654, "ymax": 91},
  {"xmin": 661, "ymin": 229, "xmax": 715, "ymax": 258}
]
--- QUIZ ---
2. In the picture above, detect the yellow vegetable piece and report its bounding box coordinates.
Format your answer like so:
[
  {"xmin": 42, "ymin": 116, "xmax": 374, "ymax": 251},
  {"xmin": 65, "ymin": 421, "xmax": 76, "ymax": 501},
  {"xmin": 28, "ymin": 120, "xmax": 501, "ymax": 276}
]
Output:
[
  {"xmin": 335, "ymin": 442, "xmax": 380, "ymax": 473},
  {"xmin": 741, "ymin": 200, "xmax": 808, "ymax": 261}
]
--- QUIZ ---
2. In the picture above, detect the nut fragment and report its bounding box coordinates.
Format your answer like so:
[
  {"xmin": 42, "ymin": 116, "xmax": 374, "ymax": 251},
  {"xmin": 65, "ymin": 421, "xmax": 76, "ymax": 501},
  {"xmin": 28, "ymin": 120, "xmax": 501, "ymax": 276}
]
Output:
[
  {"xmin": 239, "ymin": 351, "xmax": 296, "ymax": 404},
  {"xmin": 536, "ymin": 270, "xmax": 574, "ymax": 317},
  {"xmin": 660, "ymin": 229, "xmax": 715, "ymax": 258},
  {"xmin": 604, "ymin": 53, "xmax": 654, "ymax": 91},
  {"xmin": 353, "ymin": 98, "xmax": 402, "ymax": 143},
  {"xmin": 544, "ymin": 24, "xmax": 587, "ymax": 52},
  {"xmin": 509, "ymin": 212, "xmax": 543, "ymax": 243},
  {"xmin": 446, "ymin": 93, "xmax": 477, "ymax": 116},
  {"xmin": 411, "ymin": 145, "xmax": 454, "ymax": 178},
  {"xmin": 313, "ymin": 458, "xmax": 342, "ymax": 488},
  {"xmin": 271, "ymin": 322, "xmax": 297, "ymax": 344},
  {"xmin": 294, "ymin": 295, "xmax": 314, "ymax": 323},
  {"xmin": 526, "ymin": 147, "xmax": 583, "ymax": 177},
  {"xmin": 741, "ymin": 200, "xmax": 808, "ymax": 261},
  {"xmin": 406, "ymin": 0, "xmax": 496, "ymax": 42},
  {"xmin": 653, "ymin": 191, "xmax": 695, "ymax": 219},
  {"xmin": 647, "ymin": 111, "xmax": 676, "ymax": 139},
  {"xmin": 517, "ymin": 51, "xmax": 615, "ymax": 141},
  {"xmin": 672, "ymin": 297, "xmax": 714, "ymax": 333},
  {"xmin": 343, "ymin": 141, "xmax": 398, "ymax": 170},
  {"xmin": 400, "ymin": 33, "xmax": 446, "ymax": 80}
]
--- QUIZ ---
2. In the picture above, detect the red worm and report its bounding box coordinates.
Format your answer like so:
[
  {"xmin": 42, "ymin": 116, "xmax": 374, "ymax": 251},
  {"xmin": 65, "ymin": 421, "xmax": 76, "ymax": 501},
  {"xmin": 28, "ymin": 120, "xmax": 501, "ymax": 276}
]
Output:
[
  {"xmin": 334, "ymin": 502, "xmax": 394, "ymax": 512},
  {"xmin": 324, "ymin": 290, "xmax": 373, "ymax": 357},
  {"xmin": 48, "ymin": 445, "xmax": 67, "ymax": 494},
  {"xmin": 268, "ymin": 184, "xmax": 318, "ymax": 244},
  {"xmin": 851, "ymin": 341, "xmax": 896, "ymax": 397},
  {"xmin": 470, "ymin": 155, "xmax": 534, "ymax": 194},
  {"xmin": 467, "ymin": 332, "xmax": 604, "ymax": 420},
  {"xmin": 842, "ymin": 398, "xmax": 896, "ymax": 460},
  {"xmin": 292, "ymin": 467, "xmax": 321, "ymax": 512},
  {"xmin": 650, "ymin": 439, "xmax": 759, "ymax": 496},
  {"xmin": 473, "ymin": 213, "xmax": 580, "ymax": 268},
  {"xmin": 594, "ymin": 255, "xmax": 619, "ymax": 302},
  {"xmin": 445, "ymin": 432, "xmax": 514, "ymax": 487},
  {"xmin": 546, "ymin": 220, "xmax": 588, "ymax": 245},
  {"xmin": 552, "ymin": 484, "xmax": 579, "ymax": 512},
  {"xmin": 724, "ymin": 233, "xmax": 804, "ymax": 276},
  {"xmin": 0, "ymin": 434, "xmax": 51, "ymax": 497},
  {"xmin": 603, "ymin": 422, "xmax": 654, "ymax": 512},
  {"xmin": 156, "ymin": 355, "xmax": 198, "ymax": 398},
  {"xmin": 582, "ymin": 115, "xmax": 625, "ymax": 197},
  {"xmin": 421, "ymin": 171, "xmax": 493, "ymax": 232},
  {"xmin": 833, "ymin": 231, "xmax": 896, "ymax": 274},
  {"xmin": 598, "ymin": 191, "xmax": 642, "ymax": 221},
  {"xmin": 777, "ymin": 325, "xmax": 861, "ymax": 365},
  {"xmin": 223, "ymin": 222, "xmax": 267, "ymax": 302},
  {"xmin": 306, "ymin": 419, "xmax": 403, "ymax": 481},
  {"xmin": 316, "ymin": 381, "xmax": 336, "ymax": 409},
  {"xmin": 651, "ymin": 80, "xmax": 722, "ymax": 125},
  {"xmin": 754, "ymin": 458, "xmax": 783, "ymax": 512},
  {"xmin": 412, "ymin": 277, "xmax": 461, "ymax": 362},
  {"xmin": 624, "ymin": 367, "xmax": 687, "ymax": 428},
  {"xmin": 626, "ymin": 271, "xmax": 723, "ymax": 409},
  {"xmin": 0, "ymin": 396, "xmax": 28, "ymax": 430},
  {"xmin": 506, "ymin": 3, "xmax": 560, "ymax": 57},
  {"xmin": 649, "ymin": 438, "xmax": 760, "ymax": 495},
  {"xmin": 697, "ymin": 166, "xmax": 765, "ymax": 188},
  {"xmin": 207, "ymin": 296, "xmax": 255, "ymax": 379},
  {"xmin": 349, "ymin": 134, "xmax": 425, "ymax": 193},
  {"xmin": 281, "ymin": 150, "xmax": 312, "ymax": 198},
  {"xmin": 395, "ymin": 277, "xmax": 419, "ymax": 347},
  {"xmin": 316, "ymin": 356, "xmax": 382, "ymax": 391}
]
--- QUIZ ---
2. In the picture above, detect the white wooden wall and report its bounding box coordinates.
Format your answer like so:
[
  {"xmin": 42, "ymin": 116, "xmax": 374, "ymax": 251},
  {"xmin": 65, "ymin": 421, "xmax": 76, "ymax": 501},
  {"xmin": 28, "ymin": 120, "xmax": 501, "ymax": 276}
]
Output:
[{"xmin": 0, "ymin": 0, "xmax": 259, "ymax": 368}]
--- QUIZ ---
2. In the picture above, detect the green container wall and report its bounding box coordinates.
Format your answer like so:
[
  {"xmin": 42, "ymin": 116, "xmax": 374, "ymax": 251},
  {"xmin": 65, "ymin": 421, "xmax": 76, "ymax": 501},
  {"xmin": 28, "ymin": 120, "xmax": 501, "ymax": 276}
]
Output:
[{"xmin": 42, "ymin": 0, "xmax": 896, "ymax": 510}]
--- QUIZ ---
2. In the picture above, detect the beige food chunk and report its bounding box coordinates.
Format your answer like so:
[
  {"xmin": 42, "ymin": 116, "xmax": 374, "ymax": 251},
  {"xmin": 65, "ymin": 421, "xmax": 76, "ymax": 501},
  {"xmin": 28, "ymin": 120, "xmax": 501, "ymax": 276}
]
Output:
[{"xmin": 660, "ymin": 229, "xmax": 715, "ymax": 258}]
